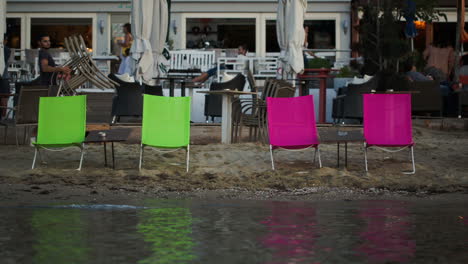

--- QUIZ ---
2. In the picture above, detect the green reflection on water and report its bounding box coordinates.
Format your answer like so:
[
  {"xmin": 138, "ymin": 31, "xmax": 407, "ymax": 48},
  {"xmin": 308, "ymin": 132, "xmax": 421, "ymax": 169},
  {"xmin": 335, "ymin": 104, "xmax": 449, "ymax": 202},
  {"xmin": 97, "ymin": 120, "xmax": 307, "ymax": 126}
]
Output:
[
  {"xmin": 138, "ymin": 208, "xmax": 196, "ymax": 264},
  {"xmin": 31, "ymin": 209, "xmax": 89, "ymax": 264}
]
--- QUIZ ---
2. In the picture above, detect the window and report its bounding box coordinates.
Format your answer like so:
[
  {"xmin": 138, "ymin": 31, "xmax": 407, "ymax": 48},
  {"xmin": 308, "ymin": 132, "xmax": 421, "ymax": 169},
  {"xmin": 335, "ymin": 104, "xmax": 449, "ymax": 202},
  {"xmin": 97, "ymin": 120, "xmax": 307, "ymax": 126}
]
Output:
[
  {"xmin": 186, "ymin": 18, "xmax": 256, "ymax": 50},
  {"xmin": 6, "ymin": 18, "xmax": 21, "ymax": 49},
  {"xmin": 266, "ymin": 19, "xmax": 336, "ymax": 52},
  {"xmin": 30, "ymin": 18, "xmax": 93, "ymax": 49}
]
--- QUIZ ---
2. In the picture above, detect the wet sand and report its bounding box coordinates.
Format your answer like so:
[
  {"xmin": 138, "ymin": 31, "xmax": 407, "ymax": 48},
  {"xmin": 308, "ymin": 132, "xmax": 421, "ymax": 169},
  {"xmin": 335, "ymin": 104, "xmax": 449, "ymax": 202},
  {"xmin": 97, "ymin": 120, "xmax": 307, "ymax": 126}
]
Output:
[{"xmin": 1, "ymin": 123, "xmax": 468, "ymax": 204}]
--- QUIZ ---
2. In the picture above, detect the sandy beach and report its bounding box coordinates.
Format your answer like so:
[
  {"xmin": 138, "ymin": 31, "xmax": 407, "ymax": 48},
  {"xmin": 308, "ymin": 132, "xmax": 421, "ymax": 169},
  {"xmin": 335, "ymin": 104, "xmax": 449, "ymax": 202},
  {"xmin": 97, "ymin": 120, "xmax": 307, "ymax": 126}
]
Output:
[{"xmin": 1, "ymin": 121, "xmax": 467, "ymax": 205}]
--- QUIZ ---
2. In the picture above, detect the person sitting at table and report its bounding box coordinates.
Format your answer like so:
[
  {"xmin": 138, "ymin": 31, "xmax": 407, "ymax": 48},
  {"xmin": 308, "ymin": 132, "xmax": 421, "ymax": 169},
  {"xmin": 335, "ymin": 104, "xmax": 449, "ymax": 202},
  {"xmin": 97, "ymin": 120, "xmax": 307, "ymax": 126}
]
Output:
[{"xmin": 192, "ymin": 44, "xmax": 248, "ymax": 84}]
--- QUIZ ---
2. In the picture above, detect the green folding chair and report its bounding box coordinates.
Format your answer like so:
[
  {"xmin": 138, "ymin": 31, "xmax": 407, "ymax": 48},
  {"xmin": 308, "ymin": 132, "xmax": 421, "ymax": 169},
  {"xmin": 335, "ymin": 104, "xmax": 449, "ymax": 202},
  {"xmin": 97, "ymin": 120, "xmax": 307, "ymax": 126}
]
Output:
[
  {"xmin": 140, "ymin": 95, "xmax": 191, "ymax": 172},
  {"xmin": 32, "ymin": 95, "xmax": 87, "ymax": 170}
]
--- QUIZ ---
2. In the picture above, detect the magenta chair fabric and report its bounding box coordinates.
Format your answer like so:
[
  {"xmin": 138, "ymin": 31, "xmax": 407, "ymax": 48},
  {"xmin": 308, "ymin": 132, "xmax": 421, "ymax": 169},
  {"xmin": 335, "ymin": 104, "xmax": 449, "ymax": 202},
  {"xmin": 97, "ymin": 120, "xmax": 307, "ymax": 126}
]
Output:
[
  {"xmin": 363, "ymin": 94, "xmax": 414, "ymax": 147},
  {"xmin": 267, "ymin": 95, "xmax": 319, "ymax": 149}
]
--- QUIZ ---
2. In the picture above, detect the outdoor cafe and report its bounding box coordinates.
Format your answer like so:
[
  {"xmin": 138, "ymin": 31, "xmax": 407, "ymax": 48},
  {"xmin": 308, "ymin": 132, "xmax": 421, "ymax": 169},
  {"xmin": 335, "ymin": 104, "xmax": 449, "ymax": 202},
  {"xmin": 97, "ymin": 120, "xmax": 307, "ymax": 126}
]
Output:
[{"xmin": 1, "ymin": 0, "xmax": 466, "ymax": 174}]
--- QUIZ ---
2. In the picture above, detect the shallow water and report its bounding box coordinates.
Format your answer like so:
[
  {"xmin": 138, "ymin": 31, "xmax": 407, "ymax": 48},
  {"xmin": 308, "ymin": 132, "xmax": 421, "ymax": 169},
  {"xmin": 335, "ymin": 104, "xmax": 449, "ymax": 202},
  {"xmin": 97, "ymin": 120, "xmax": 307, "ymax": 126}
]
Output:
[{"xmin": 1, "ymin": 199, "xmax": 467, "ymax": 264}]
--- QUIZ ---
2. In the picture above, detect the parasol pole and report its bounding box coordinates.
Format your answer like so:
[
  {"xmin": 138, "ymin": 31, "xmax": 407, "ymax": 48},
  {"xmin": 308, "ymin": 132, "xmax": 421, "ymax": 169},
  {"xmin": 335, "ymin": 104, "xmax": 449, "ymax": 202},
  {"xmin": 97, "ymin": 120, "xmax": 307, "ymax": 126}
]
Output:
[{"xmin": 455, "ymin": 0, "xmax": 462, "ymax": 82}]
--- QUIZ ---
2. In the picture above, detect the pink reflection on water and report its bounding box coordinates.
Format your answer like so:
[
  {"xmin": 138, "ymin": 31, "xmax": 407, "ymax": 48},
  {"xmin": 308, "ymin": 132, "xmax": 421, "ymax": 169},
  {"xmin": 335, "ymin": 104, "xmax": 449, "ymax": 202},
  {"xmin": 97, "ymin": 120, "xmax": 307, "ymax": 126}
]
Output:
[
  {"xmin": 260, "ymin": 202, "xmax": 321, "ymax": 264},
  {"xmin": 356, "ymin": 201, "xmax": 416, "ymax": 263}
]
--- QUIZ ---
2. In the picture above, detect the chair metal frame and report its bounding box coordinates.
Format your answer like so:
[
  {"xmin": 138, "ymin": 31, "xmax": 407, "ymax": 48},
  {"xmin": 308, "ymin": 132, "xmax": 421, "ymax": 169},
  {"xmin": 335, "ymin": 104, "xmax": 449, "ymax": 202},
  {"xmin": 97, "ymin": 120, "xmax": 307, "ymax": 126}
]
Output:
[{"xmin": 31, "ymin": 95, "xmax": 87, "ymax": 171}]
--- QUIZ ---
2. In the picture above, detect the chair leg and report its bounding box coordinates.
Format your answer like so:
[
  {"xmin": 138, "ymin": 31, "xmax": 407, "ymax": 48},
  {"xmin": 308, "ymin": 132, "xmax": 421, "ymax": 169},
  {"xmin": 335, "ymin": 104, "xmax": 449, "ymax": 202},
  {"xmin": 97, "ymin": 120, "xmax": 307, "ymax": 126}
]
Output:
[
  {"xmin": 313, "ymin": 148, "xmax": 317, "ymax": 164},
  {"xmin": 186, "ymin": 145, "xmax": 190, "ymax": 173},
  {"xmin": 22, "ymin": 126, "xmax": 27, "ymax": 145},
  {"xmin": 403, "ymin": 146, "xmax": 416, "ymax": 175},
  {"xmin": 139, "ymin": 144, "xmax": 144, "ymax": 170},
  {"xmin": 269, "ymin": 145, "xmax": 275, "ymax": 170},
  {"xmin": 316, "ymin": 147, "xmax": 322, "ymax": 168},
  {"xmin": 364, "ymin": 143, "xmax": 369, "ymax": 172},
  {"xmin": 77, "ymin": 144, "xmax": 85, "ymax": 171},
  {"xmin": 3, "ymin": 125, "xmax": 7, "ymax": 144},
  {"xmin": 15, "ymin": 126, "xmax": 19, "ymax": 147},
  {"xmin": 32, "ymin": 147, "xmax": 38, "ymax": 169}
]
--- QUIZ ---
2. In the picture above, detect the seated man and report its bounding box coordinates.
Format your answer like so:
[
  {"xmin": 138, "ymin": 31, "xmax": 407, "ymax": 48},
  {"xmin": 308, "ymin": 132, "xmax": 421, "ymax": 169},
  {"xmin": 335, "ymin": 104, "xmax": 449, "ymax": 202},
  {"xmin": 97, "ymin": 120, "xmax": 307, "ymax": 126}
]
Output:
[
  {"xmin": 192, "ymin": 44, "xmax": 248, "ymax": 84},
  {"xmin": 405, "ymin": 62, "xmax": 453, "ymax": 96}
]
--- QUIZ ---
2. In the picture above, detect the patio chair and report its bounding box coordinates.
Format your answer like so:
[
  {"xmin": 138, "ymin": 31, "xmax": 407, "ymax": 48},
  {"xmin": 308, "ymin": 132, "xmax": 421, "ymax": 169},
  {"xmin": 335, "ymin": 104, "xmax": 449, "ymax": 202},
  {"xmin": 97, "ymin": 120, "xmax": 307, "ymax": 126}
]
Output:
[
  {"xmin": 0, "ymin": 87, "xmax": 49, "ymax": 145},
  {"xmin": 204, "ymin": 73, "xmax": 246, "ymax": 122},
  {"xmin": 32, "ymin": 95, "xmax": 87, "ymax": 170},
  {"xmin": 139, "ymin": 95, "xmax": 191, "ymax": 172},
  {"xmin": 232, "ymin": 79, "xmax": 296, "ymax": 143},
  {"xmin": 266, "ymin": 95, "xmax": 322, "ymax": 170},
  {"xmin": 108, "ymin": 73, "xmax": 143, "ymax": 124},
  {"xmin": 363, "ymin": 93, "xmax": 415, "ymax": 174}
]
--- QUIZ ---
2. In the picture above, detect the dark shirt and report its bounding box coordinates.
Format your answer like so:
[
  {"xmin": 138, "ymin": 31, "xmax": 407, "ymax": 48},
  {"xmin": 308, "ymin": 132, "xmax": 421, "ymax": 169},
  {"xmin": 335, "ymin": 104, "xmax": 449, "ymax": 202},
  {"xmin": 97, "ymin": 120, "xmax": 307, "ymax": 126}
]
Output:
[
  {"xmin": 0, "ymin": 46, "xmax": 11, "ymax": 93},
  {"xmin": 2, "ymin": 46, "xmax": 10, "ymax": 77},
  {"xmin": 38, "ymin": 48, "xmax": 56, "ymax": 85}
]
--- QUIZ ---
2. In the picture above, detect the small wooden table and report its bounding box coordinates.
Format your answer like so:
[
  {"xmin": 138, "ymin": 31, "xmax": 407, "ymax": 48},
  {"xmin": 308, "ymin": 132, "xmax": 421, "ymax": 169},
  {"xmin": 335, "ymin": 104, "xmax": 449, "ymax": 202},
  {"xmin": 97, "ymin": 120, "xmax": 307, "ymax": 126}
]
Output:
[
  {"xmin": 197, "ymin": 90, "xmax": 258, "ymax": 144},
  {"xmin": 319, "ymin": 129, "xmax": 364, "ymax": 168},
  {"xmin": 85, "ymin": 128, "xmax": 131, "ymax": 169}
]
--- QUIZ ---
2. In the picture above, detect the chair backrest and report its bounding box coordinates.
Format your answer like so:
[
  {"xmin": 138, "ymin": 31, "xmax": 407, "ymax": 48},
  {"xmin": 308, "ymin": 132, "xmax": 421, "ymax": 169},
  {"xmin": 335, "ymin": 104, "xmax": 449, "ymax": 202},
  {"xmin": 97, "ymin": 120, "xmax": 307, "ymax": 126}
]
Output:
[
  {"xmin": 16, "ymin": 88, "xmax": 49, "ymax": 124},
  {"xmin": 273, "ymin": 80, "xmax": 296, "ymax": 98},
  {"xmin": 142, "ymin": 95, "xmax": 191, "ymax": 148},
  {"xmin": 209, "ymin": 73, "xmax": 246, "ymax": 91},
  {"xmin": 363, "ymin": 93, "xmax": 413, "ymax": 146},
  {"xmin": 410, "ymin": 80, "xmax": 442, "ymax": 113},
  {"xmin": 266, "ymin": 95, "xmax": 319, "ymax": 147},
  {"xmin": 36, "ymin": 95, "xmax": 86, "ymax": 145},
  {"xmin": 109, "ymin": 73, "xmax": 143, "ymax": 116},
  {"xmin": 247, "ymin": 70, "xmax": 256, "ymax": 92}
]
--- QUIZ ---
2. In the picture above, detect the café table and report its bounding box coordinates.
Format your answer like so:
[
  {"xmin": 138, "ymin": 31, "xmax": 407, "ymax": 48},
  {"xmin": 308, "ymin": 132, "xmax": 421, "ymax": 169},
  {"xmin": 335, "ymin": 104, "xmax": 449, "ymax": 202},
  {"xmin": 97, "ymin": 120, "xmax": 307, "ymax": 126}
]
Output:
[
  {"xmin": 85, "ymin": 128, "xmax": 131, "ymax": 169},
  {"xmin": 197, "ymin": 90, "xmax": 258, "ymax": 144},
  {"xmin": 319, "ymin": 129, "xmax": 364, "ymax": 168}
]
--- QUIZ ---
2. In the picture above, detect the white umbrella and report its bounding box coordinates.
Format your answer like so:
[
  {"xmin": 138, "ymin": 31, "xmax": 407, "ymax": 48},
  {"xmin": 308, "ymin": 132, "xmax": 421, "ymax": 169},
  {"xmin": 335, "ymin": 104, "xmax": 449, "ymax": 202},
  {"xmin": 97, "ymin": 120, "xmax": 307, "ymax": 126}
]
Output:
[
  {"xmin": 0, "ymin": 0, "xmax": 6, "ymax": 77},
  {"xmin": 131, "ymin": 0, "xmax": 168, "ymax": 85},
  {"xmin": 276, "ymin": 0, "xmax": 307, "ymax": 78}
]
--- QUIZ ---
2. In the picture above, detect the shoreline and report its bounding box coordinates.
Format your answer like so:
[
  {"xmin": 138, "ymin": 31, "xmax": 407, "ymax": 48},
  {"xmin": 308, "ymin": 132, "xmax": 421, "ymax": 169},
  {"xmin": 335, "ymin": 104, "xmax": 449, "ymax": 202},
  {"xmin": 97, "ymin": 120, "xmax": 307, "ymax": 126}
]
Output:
[
  {"xmin": 1, "ymin": 124, "xmax": 468, "ymax": 205},
  {"xmin": 2, "ymin": 183, "xmax": 468, "ymax": 207}
]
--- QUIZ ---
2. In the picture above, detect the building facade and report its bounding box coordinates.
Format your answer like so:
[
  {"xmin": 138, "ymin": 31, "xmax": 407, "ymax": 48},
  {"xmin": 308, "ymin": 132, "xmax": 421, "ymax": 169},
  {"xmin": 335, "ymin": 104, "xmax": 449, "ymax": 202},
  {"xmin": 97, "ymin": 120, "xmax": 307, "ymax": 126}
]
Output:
[
  {"xmin": 5, "ymin": 0, "xmax": 463, "ymax": 60},
  {"xmin": 4, "ymin": 0, "xmax": 350, "ymax": 61}
]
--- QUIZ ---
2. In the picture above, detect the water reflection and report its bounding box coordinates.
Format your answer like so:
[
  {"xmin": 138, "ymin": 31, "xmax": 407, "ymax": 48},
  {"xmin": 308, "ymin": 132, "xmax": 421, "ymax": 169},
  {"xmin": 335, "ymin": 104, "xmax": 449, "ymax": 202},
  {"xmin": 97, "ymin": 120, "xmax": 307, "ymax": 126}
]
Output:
[
  {"xmin": 260, "ymin": 202, "xmax": 319, "ymax": 264},
  {"xmin": 137, "ymin": 207, "xmax": 196, "ymax": 264},
  {"xmin": 355, "ymin": 201, "xmax": 415, "ymax": 263},
  {"xmin": 0, "ymin": 198, "xmax": 467, "ymax": 263},
  {"xmin": 31, "ymin": 209, "xmax": 90, "ymax": 264}
]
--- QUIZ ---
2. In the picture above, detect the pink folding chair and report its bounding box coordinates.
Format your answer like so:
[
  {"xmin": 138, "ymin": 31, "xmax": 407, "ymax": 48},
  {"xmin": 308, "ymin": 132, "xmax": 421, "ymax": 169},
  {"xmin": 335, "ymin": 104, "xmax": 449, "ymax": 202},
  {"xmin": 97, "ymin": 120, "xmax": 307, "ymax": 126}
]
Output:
[
  {"xmin": 363, "ymin": 94, "xmax": 415, "ymax": 174},
  {"xmin": 266, "ymin": 95, "xmax": 322, "ymax": 170}
]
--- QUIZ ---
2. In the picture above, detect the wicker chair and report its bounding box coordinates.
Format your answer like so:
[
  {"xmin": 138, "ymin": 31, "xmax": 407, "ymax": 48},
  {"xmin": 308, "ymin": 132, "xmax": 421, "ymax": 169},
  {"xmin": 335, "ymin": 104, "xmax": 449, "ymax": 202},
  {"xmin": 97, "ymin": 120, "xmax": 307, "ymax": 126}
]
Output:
[
  {"xmin": 232, "ymin": 79, "xmax": 296, "ymax": 143},
  {"xmin": 0, "ymin": 87, "xmax": 49, "ymax": 145},
  {"xmin": 204, "ymin": 73, "xmax": 246, "ymax": 122}
]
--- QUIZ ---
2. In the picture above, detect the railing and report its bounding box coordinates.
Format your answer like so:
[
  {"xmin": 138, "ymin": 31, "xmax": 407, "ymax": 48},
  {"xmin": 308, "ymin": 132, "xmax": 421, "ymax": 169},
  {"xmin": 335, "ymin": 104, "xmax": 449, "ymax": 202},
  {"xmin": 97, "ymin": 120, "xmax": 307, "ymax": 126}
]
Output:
[
  {"xmin": 216, "ymin": 56, "xmax": 279, "ymax": 81},
  {"xmin": 169, "ymin": 50, "xmax": 216, "ymax": 73},
  {"xmin": 266, "ymin": 49, "xmax": 352, "ymax": 69}
]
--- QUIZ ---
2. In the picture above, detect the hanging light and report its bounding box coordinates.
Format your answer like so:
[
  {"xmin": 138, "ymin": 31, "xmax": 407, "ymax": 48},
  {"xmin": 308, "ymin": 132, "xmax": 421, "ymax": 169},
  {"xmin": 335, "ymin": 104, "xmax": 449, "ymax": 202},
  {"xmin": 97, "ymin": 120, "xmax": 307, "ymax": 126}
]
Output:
[{"xmin": 414, "ymin": 21, "xmax": 426, "ymax": 30}]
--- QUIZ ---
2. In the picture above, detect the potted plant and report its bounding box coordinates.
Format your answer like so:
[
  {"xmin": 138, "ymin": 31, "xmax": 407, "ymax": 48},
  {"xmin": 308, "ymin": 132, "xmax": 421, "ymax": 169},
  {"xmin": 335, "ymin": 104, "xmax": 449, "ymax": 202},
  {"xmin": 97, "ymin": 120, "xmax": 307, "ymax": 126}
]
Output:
[{"xmin": 333, "ymin": 66, "xmax": 358, "ymax": 92}]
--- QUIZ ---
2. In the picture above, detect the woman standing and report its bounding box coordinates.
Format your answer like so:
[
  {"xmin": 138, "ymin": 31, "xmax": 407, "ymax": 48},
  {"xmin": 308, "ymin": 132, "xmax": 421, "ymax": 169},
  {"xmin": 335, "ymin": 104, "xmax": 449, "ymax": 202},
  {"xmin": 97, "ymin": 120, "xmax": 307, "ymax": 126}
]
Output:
[{"xmin": 117, "ymin": 23, "xmax": 133, "ymax": 75}]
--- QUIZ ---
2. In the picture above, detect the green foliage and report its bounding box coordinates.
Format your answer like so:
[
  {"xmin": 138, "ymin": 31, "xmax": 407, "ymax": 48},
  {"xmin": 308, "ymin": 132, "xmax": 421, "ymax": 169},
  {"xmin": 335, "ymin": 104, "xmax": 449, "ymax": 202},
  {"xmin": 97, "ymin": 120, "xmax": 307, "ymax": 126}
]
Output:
[
  {"xmin": 306, "ymin": 57, "xmax": 331, "ymax": 69},
  {"xmin": 335, "ymin": 66, "xmax": 358, "ymax": 77},
  {"xmin": 357, "ymin": 0, "xmax": 440, "ymax": 75}
]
